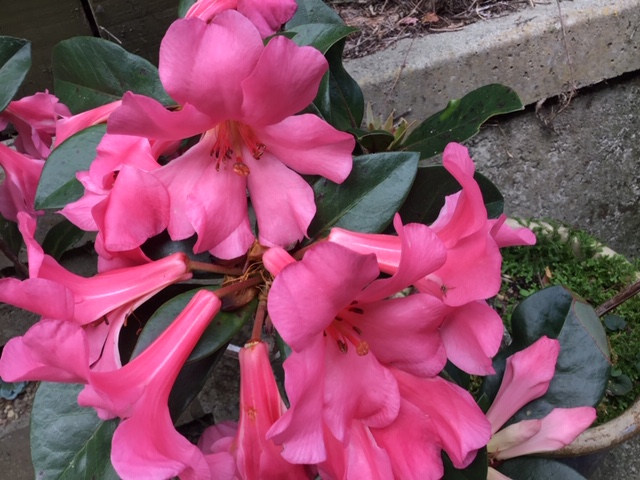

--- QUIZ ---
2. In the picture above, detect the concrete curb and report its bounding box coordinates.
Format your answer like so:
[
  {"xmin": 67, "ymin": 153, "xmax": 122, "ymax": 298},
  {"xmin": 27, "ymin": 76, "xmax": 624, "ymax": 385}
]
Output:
[{"xmin": 345, "ymin": 0, "xmax": 640, "ymax": 119}]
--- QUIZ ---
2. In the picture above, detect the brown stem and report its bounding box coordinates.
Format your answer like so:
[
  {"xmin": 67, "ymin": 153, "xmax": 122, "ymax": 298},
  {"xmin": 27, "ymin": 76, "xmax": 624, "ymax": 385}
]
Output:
[
  {"xmin": 213, "ymin": 275, "xmax": 262, "ymax": 299},
  {"xmin": 250, "ymin": 298, "xmax": 267, "ymax": 342},
  {"xmin": 0, "ymin": 237, "xmax": 28, "ymax": 278},
  {"xmin": 596, "ymin": 279, "xmax": 640, "ymax": 317},
  {"xmin": 188, "ymin": 260, "xmax": 244, "ymax": 276}
]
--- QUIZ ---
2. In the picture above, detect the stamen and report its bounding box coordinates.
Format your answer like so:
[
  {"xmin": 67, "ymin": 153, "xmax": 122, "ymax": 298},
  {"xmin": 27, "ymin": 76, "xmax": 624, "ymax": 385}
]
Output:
[
  {"xmin": 233, "ymin": 163, "xmax": 251, "ymax": 176},
  {"xmin": 337, "ymin": 339, "xmax": 348, "ymax": 353},
  {"xmin": 252, "ymin": 144, "xmax": 266, "ymax": 159}
]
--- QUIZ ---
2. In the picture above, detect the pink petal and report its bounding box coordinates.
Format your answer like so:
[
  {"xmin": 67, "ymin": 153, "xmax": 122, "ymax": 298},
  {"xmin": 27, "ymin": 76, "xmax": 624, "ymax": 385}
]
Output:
[
  {"xmin": 486, "ymin": 336, "xmax": 561, "ymax": 433},
  {"xmin": 267, "ymin": 242, "xmax": 379, "ymax": 351},
  {"xmin": 490, "ymin": 215, "xmax": 537, "ymax": 248},
  {"xmin": 488, "ymin": 467, "xmax": 513, "ymax": 480},
  {"xmin": 55, "ymin": 100, "xmax": 121, "ymax": 147},
  {"xmin": 0, "ymin": 277, "xmax": 74, "ymax": 320},
  {"xmin": 0, "ymin": 144, "xmax": 44, "ymax": 221},
  {"xmin": 0, "ymin": 319, "xmax": 89, "ymax": 383},
  {"xmin": 322, "ymin": 338, "xmax": 400, "ymax": 442},
  {"xmin": 108, "ymin": 92, "xmax": 214, "ymax": 140},
  {"xmin": 439, "ymin": 300, "xmax": 504, "ymax": 375},
  {"xmin": 489, "ymin": 419, "xmax": 541, "ymax": 454},
  {"xmin": 267, "ymin": 335, "xmax": 327, "ymax": 464},
  {"xmin": 245, "ymin": 151, "xmax": 316, "ymax": 249},
  {"xmin": 186, "ymin": 0, "xmax": 237, "ymax": 21},
  {"xmin": 240, "ymin": 37, "xmax": 327, "ymax": 126},
  {"xmin": 262, "ymin": 246, "xmax": 296, "ymax": 277},
  {"xmin": 60, "ymin": 189, "xmax": 102, "ymax": 231},
  {"xmin": 207, "ymin": 216, "xmax": 255, "ymax": 260},
  {"xmin": 371, "ymin": 400, "xmax": 444, "ymax": 480},
  {"xmin": 256, "ymin": 114, "xmax": 354, "ymax": 184},
  {"xmin": 160, "ymin": 14, "xmax": 262, "ymax": 119},
  {"xmin": 237, "ymin": 0, "xmax": 298, "ymax": 37},
  {"xmin": 353, "ymin": 294, "xmax": 447, "ymax": 377},
  {"xmin": 496, "ymin": 407, "xmax": 596, "ymax": 460},
  {"xmin": 394, "ymin": 369, "xmax": 492, "ymax": 469}
]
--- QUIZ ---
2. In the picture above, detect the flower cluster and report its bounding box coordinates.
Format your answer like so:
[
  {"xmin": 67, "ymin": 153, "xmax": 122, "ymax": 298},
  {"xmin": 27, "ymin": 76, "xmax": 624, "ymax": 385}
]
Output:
[{"xmin": 0, "ymin": 0, "xmax": 604, "ymax": 479}]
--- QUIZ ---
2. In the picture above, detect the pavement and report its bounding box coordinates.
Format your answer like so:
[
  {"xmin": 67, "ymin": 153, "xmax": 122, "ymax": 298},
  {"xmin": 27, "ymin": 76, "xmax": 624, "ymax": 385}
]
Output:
[{"xmin": 2, "ymin": 0, "xmax": 640, "ymax": 477}]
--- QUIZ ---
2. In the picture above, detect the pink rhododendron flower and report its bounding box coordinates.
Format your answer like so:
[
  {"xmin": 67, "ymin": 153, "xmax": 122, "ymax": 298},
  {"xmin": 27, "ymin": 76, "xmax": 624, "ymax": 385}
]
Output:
[
  {"xmin": 108, "ymin": 12, "xmax": 354, "ymax": 258},
  {"xmin": 485, "ymin": 336, "xmax": 596, "ymax": 478},
  {"xmin": 0, "ymin": 144, "xmax": 44, "ymax": 221},
  {"xmin": 185, "ymin": 0, "xmax": 297, "ymax": 37},
  {"xmin": 199, "ymin": 341, "xmax": 308, "ymax": 479},
  {"xmin": 54, "ymin": 100, "xmax": 122, "ymax": 146},
  {"xmin": 263, "ymin": 219, "xmax": 448, "ymax": 463},
  {"xmin": 0, "ymin": 91, "xmax": 70, "ymax": 159}
]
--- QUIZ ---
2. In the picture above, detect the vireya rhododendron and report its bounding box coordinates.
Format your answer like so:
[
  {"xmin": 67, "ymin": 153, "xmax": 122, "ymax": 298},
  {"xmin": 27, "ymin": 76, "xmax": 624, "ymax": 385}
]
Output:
[{"xmin": 0, "ymin": 1, "xmax": 613, "ymax": 479}]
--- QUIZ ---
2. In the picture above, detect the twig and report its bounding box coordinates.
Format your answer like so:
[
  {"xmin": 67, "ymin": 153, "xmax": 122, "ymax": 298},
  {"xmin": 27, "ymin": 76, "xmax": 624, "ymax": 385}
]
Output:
[
  {"xmin": 596, "ymin": 279, "xmax": 640, "ymax": 317},
  {"xmin": 0, "ymin": 237, "xmax": 28, "ymax": 278}
]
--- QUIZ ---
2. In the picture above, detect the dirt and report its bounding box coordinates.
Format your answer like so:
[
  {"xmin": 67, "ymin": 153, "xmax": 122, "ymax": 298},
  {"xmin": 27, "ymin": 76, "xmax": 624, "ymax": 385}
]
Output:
[
  {"xmin": 0, "ymin": 382, "xmax": 37, "ymax": 430},
  {"xmin": 329, "ymin": 0, "xmax": 532, "ymax": 58}
]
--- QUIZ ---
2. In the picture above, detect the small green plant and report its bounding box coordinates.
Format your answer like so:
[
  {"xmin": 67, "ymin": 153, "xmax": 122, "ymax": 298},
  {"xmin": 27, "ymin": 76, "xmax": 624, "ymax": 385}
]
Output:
[{"xmin": 496, "ymin": 220, "xmax": 640, "ymax": 424}]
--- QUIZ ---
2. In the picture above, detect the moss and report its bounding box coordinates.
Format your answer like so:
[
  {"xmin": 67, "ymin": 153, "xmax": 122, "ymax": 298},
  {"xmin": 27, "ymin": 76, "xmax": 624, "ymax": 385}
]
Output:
[{"xmin": 496, "ymin": 220, "xmax": 640, "ymax": 424}]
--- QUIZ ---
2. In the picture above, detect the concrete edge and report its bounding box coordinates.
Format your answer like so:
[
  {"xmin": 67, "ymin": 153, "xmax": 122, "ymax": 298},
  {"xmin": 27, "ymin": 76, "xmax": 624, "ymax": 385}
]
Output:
[{"xmin": 345, "ymin": 0, "xmax": 640, "ymax": 121}]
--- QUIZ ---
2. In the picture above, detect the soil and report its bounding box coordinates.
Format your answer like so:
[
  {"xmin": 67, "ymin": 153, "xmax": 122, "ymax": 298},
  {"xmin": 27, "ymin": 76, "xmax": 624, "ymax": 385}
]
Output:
[{"xmin": 328, "ymin": 0, "xmax": 532, "ymax": 58}]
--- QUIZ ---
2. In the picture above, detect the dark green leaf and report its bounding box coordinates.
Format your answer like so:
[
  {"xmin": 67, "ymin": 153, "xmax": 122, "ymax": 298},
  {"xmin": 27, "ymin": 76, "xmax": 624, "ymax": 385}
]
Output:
[
  {"xmin": 308, "ymin": 151, "xmax": 419, "ymax": 240},
  {"xmin": 178, "ymin": 0, "xmax": 197, "ymax": 17},
  {"xmin": 397, "ymin": 166, "xmax": 504, "ymax": 227},
  {"xmin": 41, "ymin": 219, "xmax": 85, "ymax": 260},
  {"xmin": 509, "ymin": 286, "xmax": 610, "ymax": 421},
  {"xmin": 0, "ymin": 216, "xmax": 22, "ymax": 256},
  {"xmin": 497, "ymin": 457, "xmax": 586, "ymax": 480},
  {"xmin": 142, "ymin": 230, "xmax": 213, "ymax": 265},
  {"xmin": 286, "ymin": 0, "xmax": 344, "ymax": 28},
  {"xmin": 0, "ymin": 379, "xmax": 27, "ymax": 400},
  {"xmin": 53, "ymin": 37, "xmax": 173, "ymax": 114},
  {"xmin": 354, "ymin": 129, "xmax": 396, "ymax": 153},
  {"xmin": 0, "ymin": 36, "xmax": 31, "ymax": 112},
  {"xmin": 31, "ymin": 382, "xmax": 119, "ymax": 480},
  {"xmin": 401, "ymin": 84, "xmax": 523, "ymax": 159},
  {"xmin": 288, "ymin": 23, "xmax": 357, "ymax": 54},
  {"xmin": 604, "ymin": 314, "xmax": 627, "ymax": 331},
  {"xmin": 35, "ymin": 124, "xmax": 106, "ymax": 209},
  {"xmin": 442, "ymin": 448, "xmax": 487, "ymax": 480},
  {"xmin": 608, "ymin": 374, "xmax": 633, "ymax": 396}
]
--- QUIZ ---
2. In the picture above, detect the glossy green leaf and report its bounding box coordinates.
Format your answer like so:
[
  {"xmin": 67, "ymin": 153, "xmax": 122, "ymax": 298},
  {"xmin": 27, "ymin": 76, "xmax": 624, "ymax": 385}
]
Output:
[
  {"xmin": 35, "ymin": 124, "xmax": 106, "ymax": 209},
  {"xmin": 288, "ymin": 23, "xmax": 357, "ymax": 54},
  {"xmin": 178, "ymin": 0, "xmax": 197, "ymax": 17},
  {"xmin": 141, "ymin": 230, "xmax": 213, "ymax": 265},
  {"xmin": 508, "ymin": 286, "xmax": 610, "ymax": 421},
  {"xmin": 287, "ymin": 0, "xmax": 344, "ymax": 28},
  {"xmin": 397, "ymin": 165, "xmax": 504, "ymax": 227},
  {"xmin": 131, "ymin": 288, "xmax": 257, "ymax": 418},
  {"xmin": 442, "ymin": 448, "xmax": 487, "ymax": 480},
  {"xmin": 353, "ymin": 129, "xmax": 396, "ymax": 153},
  {"xmin": 401, "ymin": 84, "xmax": 523, "ymax": 159},
  {"xmin": 53, "ymin": 37, "xmax": 173, "ymax": 114},
  {"xmin": 0, "ymin": 216, "xmax": 22, "ymax": 256},
  {"xmin": 0, "ymin": 36, "xmax": 31, "ymax": 112},
  {"xmin": 608, "ymin": 373, "xmax": 633, "ymax": 396},
  {"xmin": 41, "ymin": 219, "xmax": 85, "ymax": 260},
  {"xmin": 31, "ymin": 382, "xmax": 119, "ymax": 480},
  {"xmin": 308, "ymin": 151, "xmax": 419, "ymax": 240},
  {"xmin": 604, "ymin": 314, "xmax": 627, "ymax": 331},
  {"xmin": 497, "ymin": 457, "xmax": 586, "ymax": 480}
]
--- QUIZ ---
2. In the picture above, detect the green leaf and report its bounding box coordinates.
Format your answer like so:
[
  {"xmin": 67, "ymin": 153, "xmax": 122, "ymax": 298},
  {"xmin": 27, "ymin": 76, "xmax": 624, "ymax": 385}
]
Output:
[
  {"xmin": 131, "ymin": 287, "xmax": 257, "ymax": 419},
  {"xmin": 352, "ymin": 129, "xmax": 396, "ymax": 153},
  {"xmin": 497, "ymin": 457, "xmax": 586, "ymax": 480},
  {"xmin": 41, "ymin": 219, "xmax": 85, "ymax": 260},
  {"xmin": 0, "ymin": 379, "xmax": 27, "ymax": 400},
  {"xmin": 0, "ymin": 36, "xmax": 31, "ymax": 112},
  {"xmin": 442, "ymin": 448, "xmax": 487, "ymax": 480},
  {"xmin": 308, "ymin": 151, "xmax": 419, "ymax": 240},
  {"xmin": 31, "ymin": 382, "xmax": 119, "ymax": 480},
  {"xmin": 509, "ymin": 286, "xmax": 611, "ymax": 421},
  {"xmin": 401, "ymin": 84, "xmax": 523, "ymax": 159},
  {"xmin": 604, "ymin": 314, "xmax": 627, "ymax": 331},
  {"xmin": 53, "ymin": 37, "xmax": 173, "ymax": 114},
  {"xmin": 141, "ymin": 230, "xmax": 213, "ymax": 265},
  {"xmin": 286, "ymin": 0, "xmax": 344, "ymax": 28},
  {"xmin": 35, "ymin": 124, "xmax": 106, "ymax": 209},
  {"xmin": 397, "ymin": 166, "xmax": 504, "ymax": 226},
  {"xmin": 178, "ymin": 0, "xmax": 197, "ymax": 17},
  {"xmin": 288, "ymin": 23, "xmax": 357, "ymax": 54},
  {"xmin": 608, "ymin": 373, "xmax": 633, "ymax": 396},
  {"xmin": 0, "ymin": 216, "xmax": 23, "ymax": 256}
]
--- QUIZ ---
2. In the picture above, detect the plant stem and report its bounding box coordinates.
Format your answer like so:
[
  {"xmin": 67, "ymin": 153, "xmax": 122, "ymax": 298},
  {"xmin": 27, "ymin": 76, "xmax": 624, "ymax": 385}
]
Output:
[
  {"xmin": 214, "ymin": 275, "xmax": 262, "ymax": 299},
  {"xmin": 596, "ymin": 279, "xmax": 640, "ymax": 317},
  {"xmin": 189, "ymin": 260, "xmax": 244, "ymax": 276},
  {"xmin": 0, "ymin": 237, "xmax": 28, "ymax": 278}
]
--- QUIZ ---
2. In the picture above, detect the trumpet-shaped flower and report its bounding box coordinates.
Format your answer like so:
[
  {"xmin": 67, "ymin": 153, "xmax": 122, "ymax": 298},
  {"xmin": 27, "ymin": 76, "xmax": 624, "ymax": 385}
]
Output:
[
  {"xmin": 264, "ymin": 219, "xmax": 448, "ymax": 463},
  {"xmin": 485, "ymin": 336, "xmax": 596, "ymax": 478},
  {"xmin": 108, "ymin": 12, "xmax": 354, "ymax": 258},
  {"xmin": 199, "ymin": 341, "xmax": 308, "ymax": 479},
  {"xmin": 0, "ymin": 144, "xmax": 44, "ymax": 221},
  {"xmin": 185, "ymin": 0, "xmax": 297, "ymax": 38}
]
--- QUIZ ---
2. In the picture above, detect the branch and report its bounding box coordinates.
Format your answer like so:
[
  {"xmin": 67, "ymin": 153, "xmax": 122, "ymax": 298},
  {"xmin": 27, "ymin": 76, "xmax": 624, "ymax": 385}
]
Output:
[{"xmin": 596, "ymin": 279, "xmax": 640, "ymax": 317}]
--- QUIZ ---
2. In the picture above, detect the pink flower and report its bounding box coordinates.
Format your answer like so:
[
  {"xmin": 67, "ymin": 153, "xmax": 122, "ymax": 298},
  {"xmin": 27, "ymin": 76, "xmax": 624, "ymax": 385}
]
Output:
[
  {"xmin": 486, "ymin": 336, "xmax": 596, "ymax": 476},
  {"xmin": 185, "ymin": 0, "xmax": 297, "ymax": 37},
  {"xmin": 108, "ymin": 12, "xmax": 354, "ymax": 258},
  {"xmin": 0, "ymin": 144, "xmax": 44, "ymax": 221},
  {"xmin": 263, "ymin": 220, "xmax": 447, "ymax": 463},
  {"xmin": 54, "ymin": 100, "xmax": 122, "ymax": 146},
  {"xmin": 0, "ymin": 92, "xmax": 70, "ymax": 159},
  {"xmin": 199, "ymin": 341, "xmax": 308, "ymax": 479}
]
